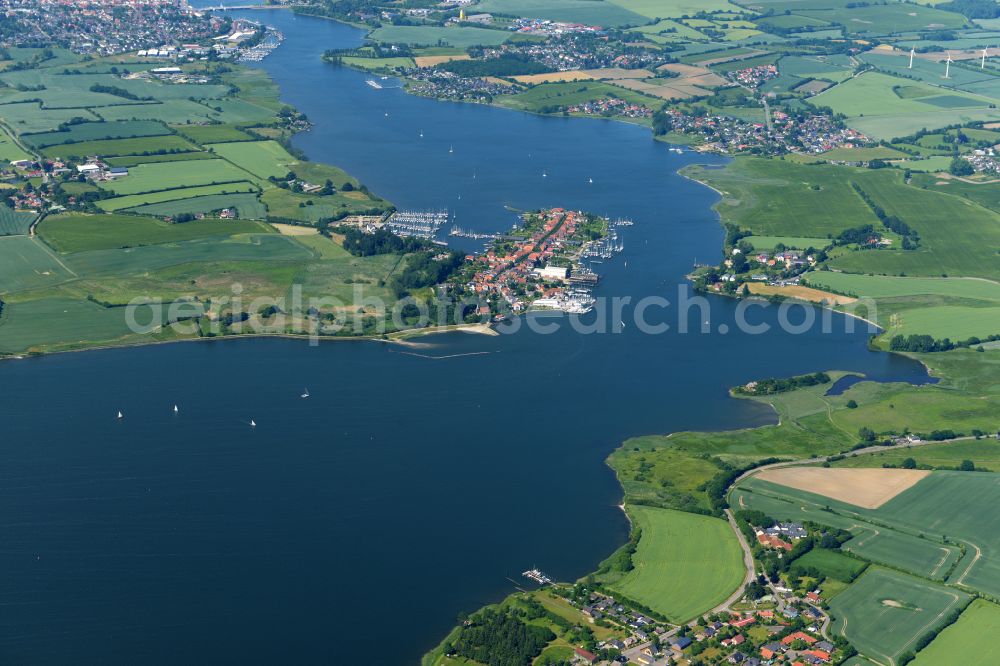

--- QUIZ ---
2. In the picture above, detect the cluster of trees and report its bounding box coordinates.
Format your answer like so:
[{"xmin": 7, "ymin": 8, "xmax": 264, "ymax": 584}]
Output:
[
  {"xmin": 735, "ymin": 371, "xmax": 831, "ymax": 396},
  {"xmin": 88, "ymin": 83, "xmax": 151, "ymax": 101},
  {"xmin": 441, "ymin": 55, "xmax": 548, "ymax": 77},
  {"xmin": 940, "ymin": 0, "xmax": 1000, "ymax": 19},
  {"xmin": 597, "ymin": 524, "xmax": 641, "ymax": 575},
  {"xmin": 949, "ymin": 155, "xmax": 974, "ymax": 177},
  {"xmin": 389, "ymin": 250, "xmax": 464, "ymax": 298},
  {"xmin": 851, "ymin": 183, "xmax": 920, "ymax": 249},
  {"xmin": 335, "ymin": 226, "xmax": 431, "ymax": 256},
  {"xmin": 834, "ymin": 224, "xmax": 877, "ymax": 246},
  {"xmin": 889, "ymin": 334, "xmax": 958, "ymax": 353},
  {"xmin": 444, "ymin": 608, "xmax": 554, "ymax": 666}
]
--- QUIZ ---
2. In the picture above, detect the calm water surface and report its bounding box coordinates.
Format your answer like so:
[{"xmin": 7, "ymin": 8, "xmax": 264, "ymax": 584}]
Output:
[{"xmin": 0, "ymin": 11, "xmax": 930, "ymax": 664}]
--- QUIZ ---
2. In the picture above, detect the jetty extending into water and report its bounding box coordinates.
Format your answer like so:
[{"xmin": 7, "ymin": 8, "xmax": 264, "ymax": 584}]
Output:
[{"xmin": 522, "ymin": 568, "xmax": 553, "ymax": 585}]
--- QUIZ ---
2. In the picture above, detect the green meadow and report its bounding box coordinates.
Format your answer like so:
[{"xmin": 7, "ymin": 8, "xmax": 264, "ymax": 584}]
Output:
[
  {"xmin": 799, "ymin": 3, "xmax": 968, "ymax": 35},
  {"xmin": 804, "ymin": 274, "xmax": 1000, "ymax": 301},
  {"xmin": 39, "ymin": 213, "xmax": 270, "ymax": 253},
  {"xmin": 0, "ymin": 297, "xmax": 142, "ymax": 354},
  {"xmin": 97, "ymin": 159, "xmax": 258, "ymax": 195},
  {"xmin": 97, "ymin": 182, "xmax": 259, "ymax": 211},
  {"xmin": 732, "ymin": 479, "xmax": 964, "ymax": 581},
  {"xmin": 793, "ymin": 548, "xmax": 867, "ymax": 583},
  {"xmin": 498, "ymin": 81, "xmax": 661, "ymax": 114},
  {"xmin": 59, "ymin": 234, "xmax": 311, "ymax": 276},
  {"xmin": 0, "ymin": 207, "xmax": 36, "ymax": 236},
  {"xmin": 813, "ymin": 72, "xmax": 1000, "ymax": 139},
  {"xmin": 829, "ymin": 568, "xmax": 970, "ymax": 666},
  {"xmin": 173, "ymin": 123, "xmax": 254, "ymax": 144},
  {"xmin": 127, "ymin": 193, "xmax": 267, "ymax": 220},
  {"xmin": 746, "ymin": 235, "xmax": 831, "ymax": 250},
  {"xmin": 607, "ymin": 506, "xmax": 744, "ymax": 622},
  {"xmin": 21, "ymin": 120, "xmax": 170, "ymax": 147},
  {"xmin": 206, "ymin": 140, "xmax": 299, "ymax": 179},
  {"xmin": 0, "ymin": 125, "xmax": 31, "ymax": 162},
  {"xmin": 912, "ymin": 600, "xmax": 1000, "ymax": 665},
  {"xmin": 473, "ymin": 0, "xmax": 645, "ymax": 27},
  {"xmin": 39, "ymin": 135, "xmax": 197, "ymax": 159},
  {"xmin": 833, "ymin": 438, "xmax": 1000, "ymax": 473},
  {"xmin": 0, "ymin": 236, "xmax": 76, "ymax": 293},
  {"xmin": 368, "ymin": 25, "xmax": 511, "ymax": 48}
]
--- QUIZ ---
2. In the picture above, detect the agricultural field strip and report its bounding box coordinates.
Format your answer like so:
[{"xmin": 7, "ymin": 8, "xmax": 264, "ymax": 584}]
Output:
[{"xmin": 737, "ymin": 477, "xmax": 991, "ymax": 591}]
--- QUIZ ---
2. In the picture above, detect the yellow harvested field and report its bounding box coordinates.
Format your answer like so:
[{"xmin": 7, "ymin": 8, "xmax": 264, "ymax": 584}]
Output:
[
  {"xmin": 579, "ymin": 67, "xmax": 652, "ymax": 80},
  {"xmin": 684, "ymin": 72, "xmax": 728, "ymax": 87},
  {"xmin": 755, "ymin": 467, "xmax": 930, "ymax": 509},
  {"xmin": 484, "ymin": 76, "xmax": 515, "ymax": 86},
  {"xmin": 693, "ymin": 49, "xmax": 769, "ymax": 67},
  {"xmin": 614, "ymin": 79, "xmax": 706, "ymax": 100},
  {"xmin": 658, "ymin": 63, "xmax": 712, "ymax": 77},
  {"xmin": 511, "ymin": 70, "xmax": 594, "ymax": 84},
  {"xmin": 413, "ymin": 54, "xmax": 470, "ymax": 67},
  {"xmin": 270, "ymin": 223, "xmax": 319, "ymax": 236},
  {"xmin": 747, "ymin": 283, "xmax": 857, "ymax": 306}
]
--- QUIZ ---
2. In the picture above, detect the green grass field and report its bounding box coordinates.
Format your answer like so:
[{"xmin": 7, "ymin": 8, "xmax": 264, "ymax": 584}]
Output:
[
  {"xmin": 21, "ymin": 120, "xmax": 170, "ymax": 148},
  {"xmin": 813, "ymin": 72, "xmax": 1000, "ymax": 139},
  {"xmin": 97, "ymin": 182, "xmax": 259, "ymax": 211},
  {"xmin": 97, "ymin": 159, "xmax": 258, "ymax": 196},
  {"xmin": 0, "ymin": 297, "xmax": 142, "ymax": 354},
  {"xmin": 0, "ymin": 207, "xmax": 36, "ymax": 236},
  {"xmin": 683, "ymin": 158, "xmax": 878, "ymax": 237},
  {"xmin": 60, "ymin": 234, "xmax": 311, "ymax": 277},
  {"xmin": 127, "ymin": 192, "xmax": 266, "ymax": 220},
  {"xmin": 833, "ymin": 439, "xmax": 1000, "ymax": 473},
  {"xmin": 609, "ymin": 0, "xmax": 744, "ymax": 19},
  {"xmin": 733, "ymin": 479, "xmax": 964, "ymax": 581},
  {"xmin": 911, "ymin": 599, "xmax": 1000, "ymax": 665},
  {"xmin": 793, "ymin": 548, "xmax": 867, "ymax": 583},
  {"xmin": 368, "ymin": 25, "xmax": 511, "ymax": 48},
  {"xmin": 473, "ymin": 0, "xmax": 646, "ymax": 27},
  {"xmin": 824, "ymin": 170, "xmax": 1000, "ymax": 280},
  {"xmin": 104, "ymin": 151, "xmax": 215, "ymax": 168},
  {"xmin": 0, "ymin": 125, "xmax": 31, "ymax": 162},
  {"xmin": 173, "ymin": 124, "xmax": 254, "ymax": 145},
  {"xmin": 820, "ymin": 146, "xmax": 909, "ymax": 161},
  {"xmin": 804, "ymin": 274, "xmax": 1000, "ymax": 301},
  {"xmin": 0, "ymin": 103, "xmax": 100, "ymax": 134},
  {"xmin": 738, "ymin": 470, "xmax": 1000, "ymax": 597},
  {"xmin": 207, "ymin": 140, "xmax": 299, "ymax": 179},
  {"xmin": 39, "ymin": 135, "xmax": 197, "ymax": 160},
  {"xmin": 746, "ymin": 235, "xmax": 832, "ymax": 250},
  {"xmin": 498, "ymin": 81, "xmax": 661, "ymax": 113},
  {"xmin": 0, "ymin": 236, "xmax": 75, "ymax": 294},
  {"xmin": 39, "ymin": 213, "xmax": 270, "ymax": 253},
  {"xmin": 887, "ymin": 305, "xmax": 1000, "ymax": 340},
  {"xmin": 608, "ymin": 506, "xmax": 744, "ymax": 622},
  {"xmin": 829, "ymin": 568, "xmax": 970, "ymax": 666},
  {"xmin": 799, "ymin": 3, "xmax": 968, "ymax": 35}
]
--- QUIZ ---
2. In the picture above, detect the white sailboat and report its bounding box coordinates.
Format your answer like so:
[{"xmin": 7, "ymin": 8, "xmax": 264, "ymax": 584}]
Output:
[
  {"xmin": 449, "ymin": 145, "xmax": 454, "ymax": 153},
  {"xmin": 117, "ymin": 410, "xmax": 123, "ymax": 419},
  {"xmin": 542, "ymin": 170, "xmax": 547, "ymax": 178},
  {"xmin": 301, "ymin": 388, "xmax": 310, "ymax": 399},
  {"xmin": 250, "ymin": 419, "xmax": 257, "ymax": 428},
  {"xmin": 173, "ymin": 405, "xmax": 179, "ymax": 414},
  {"xmin": 588, "ymin": 177, "xmax": 593, "ymax": 184}
]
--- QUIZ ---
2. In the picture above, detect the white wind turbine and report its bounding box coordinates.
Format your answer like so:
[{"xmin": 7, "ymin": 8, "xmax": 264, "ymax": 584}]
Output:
[
  {"xmin": 945, "ymin": 51, "xmax": 952, "ymax": 79},
  {"xmin": 982, "ymin": 47, "xmax": 990, "ymax": 69},
  {"xmin": 909, "ymin": 46, "xmax": 915, "ymax": 69}
]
